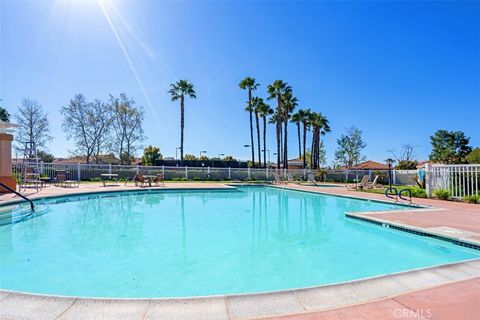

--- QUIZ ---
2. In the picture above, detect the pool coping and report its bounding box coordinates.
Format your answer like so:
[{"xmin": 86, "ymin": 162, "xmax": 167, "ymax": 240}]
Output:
[
  {"xmin": 0, "ymin": 185, "xmax": 238, "ymax": 207},
  {"xmin": 0, "ymin": 259, "xmax": 479, "ymax": 320},
  {"xmin": 1, "ymin": 183, "xmax": 479, "ymax": 319},
  {"xmin": 346, "ymin": 212, "xmax": 480, "ymax": 249}
]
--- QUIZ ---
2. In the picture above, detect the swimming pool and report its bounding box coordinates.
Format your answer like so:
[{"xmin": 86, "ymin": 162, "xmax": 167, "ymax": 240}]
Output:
[{"xmin": 0, "ymin": 186, "xmax": 478, "ymax": 298}]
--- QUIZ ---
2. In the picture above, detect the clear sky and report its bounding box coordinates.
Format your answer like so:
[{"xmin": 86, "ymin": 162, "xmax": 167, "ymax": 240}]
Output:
[{"xmin": 1, "ymin": 0, "xmax": 479, "ymax": 164}]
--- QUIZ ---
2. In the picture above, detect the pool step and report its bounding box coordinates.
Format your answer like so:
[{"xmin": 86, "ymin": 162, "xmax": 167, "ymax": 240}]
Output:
[{"xmin": 0, "ymin": 204, "xmax": 49, "ymax": 226}]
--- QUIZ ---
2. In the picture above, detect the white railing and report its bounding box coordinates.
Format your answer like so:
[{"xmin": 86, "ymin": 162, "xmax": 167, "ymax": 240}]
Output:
[
  {"xmin": 11, "ymin": 162, "xmax": 420, "ymax": 185},
  {"xmin": 426, "ymin": 164, "xmax": 479, "ymax": 198}
]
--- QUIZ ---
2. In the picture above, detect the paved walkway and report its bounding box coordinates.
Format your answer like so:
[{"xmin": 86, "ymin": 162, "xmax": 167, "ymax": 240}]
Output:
[{"xmin": 262, "ymin": 277, "xmax": 480, "ymax": 320}]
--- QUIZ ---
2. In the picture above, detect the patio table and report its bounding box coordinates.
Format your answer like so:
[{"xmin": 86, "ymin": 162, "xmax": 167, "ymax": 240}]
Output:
[
  {"xmin": 101, "ymin": 174, "xmax": 119, "ymax": 187},
  {"xmin": 143, "ymin": 175, "xmax": 157, "ymax": 187}
]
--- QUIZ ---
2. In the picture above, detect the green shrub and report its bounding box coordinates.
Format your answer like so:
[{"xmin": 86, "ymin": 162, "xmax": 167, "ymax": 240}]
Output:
[
  {"xmin": 463, "ymin": 195, "xmax": 480, "ymax": 204},
  {"xmin": 433, "ymin": 189, "xmax": 450, "ymax": 200},
  {"xmin": 410, "ymin": 187, "xmax": 427, "ymax": 198},
  {"xmin": 172, "ymin": 177, "xmax": 187, "ymax": 181}
]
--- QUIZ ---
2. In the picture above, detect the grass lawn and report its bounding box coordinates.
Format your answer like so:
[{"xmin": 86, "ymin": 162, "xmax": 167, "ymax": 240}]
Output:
[{"xmin": 356, "ymin": 185, "xmax": 427, "ymax": 198}]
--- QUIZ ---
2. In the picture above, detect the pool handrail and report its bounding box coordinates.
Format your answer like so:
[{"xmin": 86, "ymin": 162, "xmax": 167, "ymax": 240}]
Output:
[{"xmin": 0, "ymin": 182, "xmax": 35, "ymax": 211}]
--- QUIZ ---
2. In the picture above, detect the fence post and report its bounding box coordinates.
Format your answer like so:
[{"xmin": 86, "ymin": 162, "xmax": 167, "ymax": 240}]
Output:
[
  {"xmin": 162, "ymin": 165, "xmax": 165, "ymax": 176},
  {"xmin": 393, "ymin": 169, "xmax": 396, "ymax": 185},
  {"xmin": 77, "ymin": 163, "xmax": 81, "ymax": 181},
  {"xmin": 228, "ymin": 167, "xmax": 231, "ymax": 180},
  {"xmin": 266, "ymin": 166, "xmax": 269, "ymax": 179},
  {"xmin": 248, "ymin": 167, "xmax": 251, "ymax": 179},
  {"xmin": 136, "ymin": 165, "xmax": 139, "ymax": 174},
  {"xmin": 425, "ymin": 163, "xmax": 431, "ymax": 197},
  {"xmin": 40, "ymin": 161, "xmax": 44, "ymax": 174},
  {"xmin": 185, "ymin": 166, "xmax": 188, "ymax": 180},
  {"xmin": 345, "ymin": 170, "xmax": 349, "ymax": 183},
  {"xmin": 109, "ymin": 163, "xmax": 112, "ymax": 174}
]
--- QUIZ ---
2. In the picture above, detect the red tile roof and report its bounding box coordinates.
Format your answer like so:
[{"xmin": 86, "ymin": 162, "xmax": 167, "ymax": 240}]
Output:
[{"xmin": 339, "ymin": 160, "xmax": 389, "ymax": 170}]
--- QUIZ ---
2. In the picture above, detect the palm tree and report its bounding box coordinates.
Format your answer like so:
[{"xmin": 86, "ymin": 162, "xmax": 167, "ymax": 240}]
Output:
[
  {"xmin": 290, "ymin": 112, "xmax": 301, "ymax": 159},
  {"xmin": 318, "ymin": 113, "xmax": 331, "ymax": 168},
  {"xmin": 0, "ymin": 100, "xmax": 9, "ymax": 122},
  {"xmin": 300, "ymin": 109, "xmax": 311, "ymax": 168},
  {"xmin": 309, "ymin": 112, "xmax": 330, "ymax": 169},
  {"xmin": 267, "ymin": 80, "xmax": 291, "ymax": 169},
  {"xmin": 309, "ymin": 112, "xmax": 319, "ymax": 169},
  {"xmin": 256, "ymin": 99, "xmax": 273, "ymax": 167},
  {"xmin": 251, "ymin": 97, "xmax": 263, "ymax": 168},
  {"xmin": 291, "ymin": 108, "xmax": 309, "ymax": 163},
  {"xmin": 0, "ymin": 107, "xmax": 10, "ymax": 122},
  {"xmin": 281, "ymin": 90, "xmax": 297, "ymax": 169},
  {"xmin": 239, "ymin": 77, "xmax": 259, "ymax": 167},
  {"xmin": 168, "ymin": 80, "xmax": 196, "ymax": 164}
]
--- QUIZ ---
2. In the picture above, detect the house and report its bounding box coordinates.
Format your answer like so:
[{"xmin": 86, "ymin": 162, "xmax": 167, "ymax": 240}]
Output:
[
  {"xmin": 287, "ymin": 158, "xmax": 304, "ymax": 169},
  {"xmin": 267, "ymin": 158, "xmax": 305, "ymax": 169},
  {"xmin": 339, "ymin": 160, "xmax": 389, "ymax": 170},
  {"xmin": 416, "ymin": 160, "xmax": 431, "ymax": 169}
]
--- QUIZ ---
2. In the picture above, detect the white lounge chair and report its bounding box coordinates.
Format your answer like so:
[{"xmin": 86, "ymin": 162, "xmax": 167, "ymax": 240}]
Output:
[
  {"xmin": 346, "ymin": 175, "xmax": 369, "ymax": 190},
  {"xmin": 366, "ymin": 175, "xmax": 381, "ymax": 189}
]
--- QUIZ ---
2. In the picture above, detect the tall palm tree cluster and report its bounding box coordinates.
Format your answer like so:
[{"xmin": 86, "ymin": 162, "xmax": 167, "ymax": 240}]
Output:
[
  {"xmin": 239, "ymin": 77, "xmax": 330, "ymax": 169},
  {"xmin": 167, "ymin": 78, "xmax": 330, "ymax": 169}
]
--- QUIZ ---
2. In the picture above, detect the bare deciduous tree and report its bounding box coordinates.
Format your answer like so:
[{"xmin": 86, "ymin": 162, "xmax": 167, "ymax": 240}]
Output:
[
  {"xmin": 388, "ymin": 143, "xmax": 418, "ymax": 169},
  {"xmin": 388, "ymin": 143, "xmax": 417, "ymax": 162},
  {"xmin": 61, "ymin": 94, "xmax": 113, "ymax": 164},
  {"xmin": 91, "ymin": 99, "xmax": 113, "ymax": 164},
  {"xmin": 14, "ymin": 99, "xmax": 51, "ymax": 156},
  {"xmin": 110, "ymin": 93, "xmax": 145, "ymax": 164}
]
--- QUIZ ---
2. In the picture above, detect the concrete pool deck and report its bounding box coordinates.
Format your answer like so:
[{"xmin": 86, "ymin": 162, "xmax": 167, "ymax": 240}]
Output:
[{"xmin": 1, "ymin": 182, "xmax": 479, "ymax": 319}]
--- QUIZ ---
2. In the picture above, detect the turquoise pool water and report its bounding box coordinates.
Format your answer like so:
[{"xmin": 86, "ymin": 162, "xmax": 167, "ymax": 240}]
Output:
[{"xmin": 0, "ymin": 186, "xmax": 478, "ymax": 298}]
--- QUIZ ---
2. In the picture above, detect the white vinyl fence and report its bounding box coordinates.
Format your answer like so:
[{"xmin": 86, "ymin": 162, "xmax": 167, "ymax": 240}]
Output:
[
  {"xmin": 12, "ymin": 162, "xmax": 419, "ymax": 185},
  {"xmin": 426, "ymin": 163, "xmax": 479, "ymax": 198}
]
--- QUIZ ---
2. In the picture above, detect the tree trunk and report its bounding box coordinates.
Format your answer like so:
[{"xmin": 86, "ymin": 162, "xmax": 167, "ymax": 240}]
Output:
[
  {"xmin": 302, "ymin": 122, "xmax": 307, "ymax": 168},
  {"xmin": 317, "ymin": 133, "xmax": 322, "ymax": 168},
  {"xmin": 283, "ymin": 108, "xmax": 288, "ymax": 170},
  {"xmin": 263, "ymin": 116, "xmax": 267, "ymax": 167},
  {"xmin": 248, "ymin": 90, "xmax": 255, "ymax": 167},
  {"xmin": 180, "ymin": 95, "xmax": 185, "ymax": 164},
  {"xmin": 297, "ymin": 122, "xmax": 301, "ymax": 159},
  {"xmin": 276, "ymin": 96, "xmax": 281, "ymax": 169},
  {"xmin": 280, "ymin": 125, "xmax": 283, "ymax": 164},
  {"xmin": 310, "ymin": 129, "xmax": 315, "ymax": 169},
  {"xmin": 255, "ymin": 110, "xmax": 261, "ymax": 168}
]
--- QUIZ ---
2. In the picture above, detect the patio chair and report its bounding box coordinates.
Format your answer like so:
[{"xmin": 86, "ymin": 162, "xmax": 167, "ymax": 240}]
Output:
[
  {"xmin": 264, "ymin": 173, "xmax": 275, "ymax": 184},
  {"xmin": 55, "ymin": 171, "xmax": 79, "ymax": 188},
  {"xmin": 307, "ymin": 173, "xmax": 319, "ymax": 186},
  {"xmin": 286, "ymin": 173, "xmax": 295, "ymax": 183},
  {"xmin": 365, "ymin": 175, "xmax": 381, "ymax": 189},
  {"xmin": 273, "ymin": 171, "xmax": 287, "ymax": 184},
  {"xmin": 346, "ymin": 175, "xmax": 369, "ymax": 190},
  {"xmin": 132, "ymin": 174, "xmax": 145, "ymax": 188},
  {"xmin": 155, "ymin": 174, "xmax": 165, "ymax": 187}
]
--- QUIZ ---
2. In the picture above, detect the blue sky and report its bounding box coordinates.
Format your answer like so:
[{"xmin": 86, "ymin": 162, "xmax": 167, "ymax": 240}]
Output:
[{"xmin": 1, "ymin": 0, "xmax": 479, "ymax": 164}]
